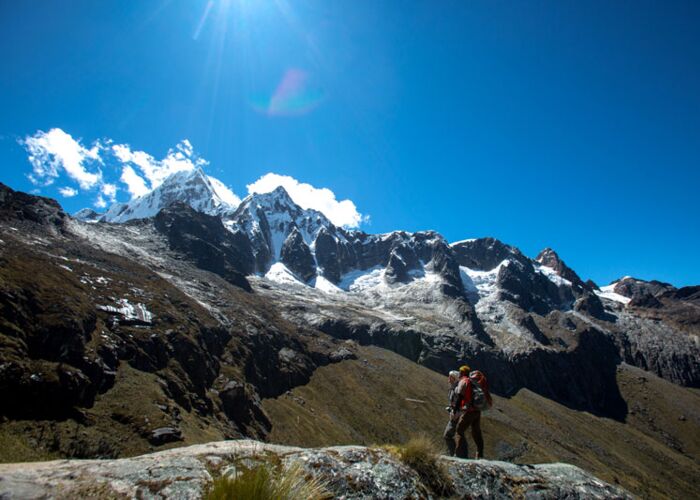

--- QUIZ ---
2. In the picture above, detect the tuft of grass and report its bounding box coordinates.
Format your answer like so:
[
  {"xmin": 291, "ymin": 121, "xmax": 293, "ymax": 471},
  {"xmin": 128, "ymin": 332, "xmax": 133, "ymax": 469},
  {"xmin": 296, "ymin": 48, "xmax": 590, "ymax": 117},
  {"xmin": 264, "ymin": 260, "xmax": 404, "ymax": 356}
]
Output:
[
  {"xmin": 394, "ymin": 435, "xmax": 454, "ymax": 497},
  {"xmin": 205, "ymin": 462, "xmax": 331, "ymax": 500}
]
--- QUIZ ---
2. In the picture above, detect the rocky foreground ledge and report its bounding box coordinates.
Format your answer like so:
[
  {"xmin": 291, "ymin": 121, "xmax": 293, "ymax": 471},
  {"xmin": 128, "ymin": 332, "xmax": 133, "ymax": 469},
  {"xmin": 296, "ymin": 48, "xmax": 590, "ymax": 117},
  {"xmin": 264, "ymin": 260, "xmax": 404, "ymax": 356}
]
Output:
[{"xmin": 0, "ymin": 440, "xmax": 631, "ymax": 499}]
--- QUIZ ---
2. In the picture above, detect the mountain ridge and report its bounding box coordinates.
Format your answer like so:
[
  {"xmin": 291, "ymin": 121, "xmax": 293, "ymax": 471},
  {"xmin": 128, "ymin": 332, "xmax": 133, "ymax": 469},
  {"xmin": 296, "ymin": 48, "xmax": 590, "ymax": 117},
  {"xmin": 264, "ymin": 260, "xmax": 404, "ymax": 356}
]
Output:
[{"xmin": 2, "ymin": 178, "xmax": 699, "ymax": 498}]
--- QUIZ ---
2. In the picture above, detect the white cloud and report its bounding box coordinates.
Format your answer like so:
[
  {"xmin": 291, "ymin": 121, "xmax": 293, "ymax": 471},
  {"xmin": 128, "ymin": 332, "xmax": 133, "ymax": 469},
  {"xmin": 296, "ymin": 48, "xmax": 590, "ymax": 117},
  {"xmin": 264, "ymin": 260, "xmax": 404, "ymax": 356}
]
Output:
[
  {"xmin": 58, "ymin": 186, "xmax": 78, "ymax": 198},
  {"xmin": 101, "ymin": 183, "xmax": 117, "ymax": 202},
  {"xmin": 112, "ymin": 139, "xmax": 207, "ymax": 196},
  {"xmin": 246, "ymin": 173, "xmax": 366, "ymax": 228},
  {"xmin": 119, "ymin": 165, "xmax": 150, "ymax": 198},
  {"xmin": 23, "ymin": 128, "xmax": 102, "ymax": 189},
  {"xmin": 208, "ymin": 175, "xmax": 241, "ymax": 207},
  {"xmin": 21, "ymin": 129, "xmax": 245, "ymax": 211},
  {"xmin": 95, "ymin": 195, "xmax": 107, "ymax": 209}
]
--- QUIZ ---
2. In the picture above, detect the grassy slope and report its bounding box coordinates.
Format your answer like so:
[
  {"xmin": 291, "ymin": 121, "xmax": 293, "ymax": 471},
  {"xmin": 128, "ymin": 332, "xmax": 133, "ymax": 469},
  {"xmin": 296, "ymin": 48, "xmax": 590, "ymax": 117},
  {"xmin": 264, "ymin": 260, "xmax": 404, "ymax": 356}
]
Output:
[
  {"xmin": 263, "ymin": 345, "xmax": 700, "ymax": 499},
  {"xmin": 0, "ymin": 364, "xmax": 228, "ymax": 462}
]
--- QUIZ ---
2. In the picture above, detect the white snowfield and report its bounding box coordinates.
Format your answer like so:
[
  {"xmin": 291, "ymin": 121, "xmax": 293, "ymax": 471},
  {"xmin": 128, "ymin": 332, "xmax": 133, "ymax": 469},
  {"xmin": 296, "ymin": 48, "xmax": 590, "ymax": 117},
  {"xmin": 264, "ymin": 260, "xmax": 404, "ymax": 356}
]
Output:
[
  {"xmin": 264, "ymin": 261, "xmax": 445, "ymax": 297},
  {"xmin": 338, "ymin": 266, "xmax": 385, "ymax": 292},
  {"xmin": 595, "ymin": 285, "xmax": 631, "ymax": 304},
  {"xmin": 265, "ymin": 262, "xmax": 304, "ymax": 286},
  {"xmin": 459, "ymin": 261, "xmax": 508, "ymax": 302}
]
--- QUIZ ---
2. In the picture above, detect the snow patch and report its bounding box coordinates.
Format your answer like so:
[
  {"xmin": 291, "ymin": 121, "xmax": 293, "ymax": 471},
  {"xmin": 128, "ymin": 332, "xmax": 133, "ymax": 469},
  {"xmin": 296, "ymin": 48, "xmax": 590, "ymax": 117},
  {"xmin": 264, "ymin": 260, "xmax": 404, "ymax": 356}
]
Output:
[
  {"xmin": 536, "ymin": 264, "xmax": 572, "ymax": 287},
  {"xmin": 595, "ymin": 285, "xmax": 631, "ymax": 305},
  {"xmin": 98, "ymin": 298, "xmax": 153, "ymax": 324},
  {"xmin": 338, "ymin": 266, "xmax": 385, "ymax": 292},
  {"xmin": 265, "ymin": 262, "xmax": 304, "ymax": 286},
  {"xmin": 312, "ymin": 275, "xmax": 342, "ymax": 293},
  {"xmin": 459, "ymin": 261, "xmax": 507, "ymax": 301},
  {"xmin": 450, "ymin": 238, "xmax": 477, "ymax": 246}
]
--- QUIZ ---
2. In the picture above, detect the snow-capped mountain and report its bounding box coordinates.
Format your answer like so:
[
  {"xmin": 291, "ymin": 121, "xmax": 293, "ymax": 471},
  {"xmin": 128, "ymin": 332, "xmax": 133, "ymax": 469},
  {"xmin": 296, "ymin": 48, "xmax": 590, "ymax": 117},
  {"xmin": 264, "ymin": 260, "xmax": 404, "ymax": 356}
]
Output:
[
  {"xmin": 72, "ymin": 207, "xmax": 102, "ymax": 223},
  {"xmin": 223, "ymin": 186, "xmax": 342, "ymax": 276},
  {"xmin": 61, "ymin": 169, "xmax": 700, "ymax": 388},
  {"xmin": 81, "ymin": 167, "xmax": 238, "ymax": 223},
  {"xmin": 77, "ymin": 168, "xmax": 596, "ymax": 310},
  {"xmin": 227, "ymin": 189, "xmax": 477, "ymax": 303}
]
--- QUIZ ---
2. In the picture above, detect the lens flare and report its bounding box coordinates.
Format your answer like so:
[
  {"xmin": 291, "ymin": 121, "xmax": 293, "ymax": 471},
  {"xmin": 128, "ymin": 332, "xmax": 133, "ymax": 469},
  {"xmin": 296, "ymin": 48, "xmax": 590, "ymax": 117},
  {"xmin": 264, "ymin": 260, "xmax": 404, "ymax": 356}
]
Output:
[{"xmin": 251, "ymin": 68, "xmax": 325, "ymax": 116}]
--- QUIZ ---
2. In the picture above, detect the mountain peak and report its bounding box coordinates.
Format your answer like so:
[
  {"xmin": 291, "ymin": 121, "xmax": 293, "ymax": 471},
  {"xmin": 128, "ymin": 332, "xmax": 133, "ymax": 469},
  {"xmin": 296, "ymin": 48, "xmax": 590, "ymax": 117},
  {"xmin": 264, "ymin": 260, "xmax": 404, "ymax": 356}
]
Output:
[
  {"xmin": 536, "ymin": 247, "xmax": 559, "ymax": 263},
  {"xmin": 243, "ymin": 186, "xmax": 297, "ymax": 210},
  {"xmin": 536, "ymin": 247, "xmax": 588, "ymax": 290},
  {"xmin": 101, "ymin": 168, "xmax": 236, "ymax": 223}
]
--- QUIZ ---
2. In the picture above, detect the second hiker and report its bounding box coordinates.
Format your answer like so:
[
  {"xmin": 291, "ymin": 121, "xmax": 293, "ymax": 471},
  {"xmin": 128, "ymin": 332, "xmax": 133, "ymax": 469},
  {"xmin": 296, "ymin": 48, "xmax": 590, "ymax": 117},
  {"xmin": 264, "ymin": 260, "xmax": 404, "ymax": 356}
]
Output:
[{"xmin": 443, "ymin": 370, "xmax": 461, "ymax": 456}]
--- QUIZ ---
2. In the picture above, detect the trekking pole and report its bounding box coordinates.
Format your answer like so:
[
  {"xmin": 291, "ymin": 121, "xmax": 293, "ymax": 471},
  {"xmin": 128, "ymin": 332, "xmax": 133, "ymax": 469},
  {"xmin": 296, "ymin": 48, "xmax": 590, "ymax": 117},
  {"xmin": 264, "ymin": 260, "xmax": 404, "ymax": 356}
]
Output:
[{"xmin": 404, "ymin": 398, "xmax": 447, "ymax": 408}]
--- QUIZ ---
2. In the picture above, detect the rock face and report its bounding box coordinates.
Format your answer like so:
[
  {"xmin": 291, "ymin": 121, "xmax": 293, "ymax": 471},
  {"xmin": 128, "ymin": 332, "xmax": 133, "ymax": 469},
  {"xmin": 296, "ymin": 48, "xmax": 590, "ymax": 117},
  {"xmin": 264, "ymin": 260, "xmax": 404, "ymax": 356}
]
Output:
[
  {"xmin": 279, "ymin": 227, "xmax": 316, "ymax": 282},
  {"xmin": 452, "ymin": 237, "xmax": 526, "ymax": 271},
  {"xmin": 153, "ymin": 202, "xmax": 253, "ymax": 291},
  {"xmin": 0, "ymin": 440, "xmax": 632, "ymax": 500},
  {"xmin": 536, "ymin": 247, "xmax": 589, "ymax": 291},
  {"xmin": 613, "ymin": 276, "xmax": 675, "ymax": 300},
  {"xmin": 0, "ymin": 182, "xmax": 66, "ymax": 231}
]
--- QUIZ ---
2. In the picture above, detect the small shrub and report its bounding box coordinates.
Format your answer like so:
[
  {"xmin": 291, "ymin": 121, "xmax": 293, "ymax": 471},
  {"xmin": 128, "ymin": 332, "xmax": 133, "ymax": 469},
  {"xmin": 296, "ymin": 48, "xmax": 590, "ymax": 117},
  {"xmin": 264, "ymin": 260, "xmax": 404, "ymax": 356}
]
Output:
[
  {"xmin": 205, "ymin": 462, "xmax": 331, "ymax": 500},
  {"xmin": 395, "ymin": 435, "xmax": 454, "ymax": 497}
]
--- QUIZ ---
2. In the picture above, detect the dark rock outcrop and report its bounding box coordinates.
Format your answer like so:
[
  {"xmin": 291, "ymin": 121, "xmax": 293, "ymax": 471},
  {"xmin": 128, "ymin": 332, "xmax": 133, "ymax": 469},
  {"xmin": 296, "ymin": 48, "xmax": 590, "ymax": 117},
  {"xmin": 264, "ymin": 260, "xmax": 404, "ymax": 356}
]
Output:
[
  {"xmin": 574, "ymin": 292, "xmax": 611, "ymax": 320},
  {"xmin": 314, "ymin": 227, "xmax": 342, "ymax": 282},
  {"xmin": 428, "ymin": 239, "xmax": 465, "ymax": 298},
  {"xmin": 280, "ymin": 227, "xmax": 316, "ymax": 282},
  {"xmin": 613, "ymin": 277, "xmax": 675, "ymax": 300},
  {"xmin": 0, "ymin": 182, "xmax": 66, "ymax": 230},
  {"xmin": 154, "ymin": 202, "xmax": 252, "ymax": 291},
  {"xmin": 663, "ymin": 285, "xmax": 700, "ymax": 302},
  {"xmin": 496, "ymin": 259, "xmax": 572, "ymax": 315},
  {"xmin": 451, "ymin": 237, "xmax": 528, "ymax": 271},
  {"xmin": 628, "ymin": 292, "xmax": 663, "ymax": 308},
  {"xmin": 149, "ymin": 427, "xmax": 183, "ymax": 445},
  {"xmin": 384, "ymin": 243, "xmax": 420, "ymax": 284},
  {"xmin": 218, "ymin": 380, "xmax": 271, "ymax": 437}
]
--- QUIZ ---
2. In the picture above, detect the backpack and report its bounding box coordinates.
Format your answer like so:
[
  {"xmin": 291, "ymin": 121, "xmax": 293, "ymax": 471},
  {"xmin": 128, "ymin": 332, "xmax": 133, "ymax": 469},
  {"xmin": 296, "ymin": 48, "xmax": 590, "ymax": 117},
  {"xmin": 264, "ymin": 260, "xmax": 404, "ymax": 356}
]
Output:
[{"xmin": 468, "ymin": 371, "xmax": 492, "ymax": 411}]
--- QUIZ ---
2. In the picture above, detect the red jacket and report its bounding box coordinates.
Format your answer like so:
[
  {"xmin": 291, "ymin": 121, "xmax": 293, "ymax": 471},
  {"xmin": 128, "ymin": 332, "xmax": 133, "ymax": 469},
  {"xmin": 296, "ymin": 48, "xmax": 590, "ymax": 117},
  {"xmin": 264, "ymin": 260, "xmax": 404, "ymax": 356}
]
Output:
[{"xmin": 455, "ymin": 371, "xmax": 492, "ymax": 412}]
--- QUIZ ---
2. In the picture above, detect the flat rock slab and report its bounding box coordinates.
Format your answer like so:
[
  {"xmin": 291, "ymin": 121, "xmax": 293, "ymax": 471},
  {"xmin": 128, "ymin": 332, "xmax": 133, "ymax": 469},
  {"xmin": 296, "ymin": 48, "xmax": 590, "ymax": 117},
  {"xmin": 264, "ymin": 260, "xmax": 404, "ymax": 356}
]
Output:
[{"xmin": 0, "ymin": 440, "xmax": 631, "ymax": 499}]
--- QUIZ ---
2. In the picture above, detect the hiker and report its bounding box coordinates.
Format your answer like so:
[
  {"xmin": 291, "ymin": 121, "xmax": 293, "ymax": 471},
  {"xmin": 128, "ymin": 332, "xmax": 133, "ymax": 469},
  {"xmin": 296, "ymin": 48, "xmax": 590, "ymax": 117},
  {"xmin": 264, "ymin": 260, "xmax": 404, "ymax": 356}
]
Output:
[
  {"xmin": 443, "ymin": 370, "xmax": 461, "ymax": 455},
  {"xmin": 452, "ymin": 364, "xmax": 492, "ymax": 459}
]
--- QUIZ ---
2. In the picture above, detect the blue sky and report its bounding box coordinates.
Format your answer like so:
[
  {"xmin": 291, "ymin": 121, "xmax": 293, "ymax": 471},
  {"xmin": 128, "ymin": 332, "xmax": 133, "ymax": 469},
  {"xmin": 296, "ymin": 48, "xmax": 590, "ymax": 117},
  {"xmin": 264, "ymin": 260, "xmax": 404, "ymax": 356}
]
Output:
[{"xmin": 1, "ymin": 1, "xmax": 699, "ymax": 286}]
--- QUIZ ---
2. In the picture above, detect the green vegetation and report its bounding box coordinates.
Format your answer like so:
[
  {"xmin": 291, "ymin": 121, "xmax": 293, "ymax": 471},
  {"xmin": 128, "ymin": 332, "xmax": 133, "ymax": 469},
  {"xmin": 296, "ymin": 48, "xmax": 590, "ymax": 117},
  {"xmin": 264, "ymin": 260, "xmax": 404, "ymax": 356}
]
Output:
[
  {"xmin": 205, "ymin": 463, "xmax": 331, "ymax": 500},
  {"xmin": 0, "ymin": 429, "xmax": 57, "ymax": 463},
  {"xmin": 390, "ymin": 435, "xmax": 454, "ymax": 497}
]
